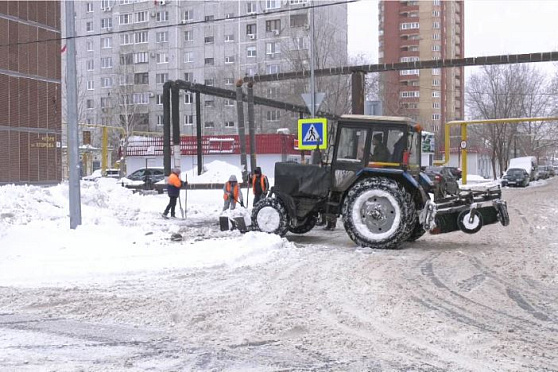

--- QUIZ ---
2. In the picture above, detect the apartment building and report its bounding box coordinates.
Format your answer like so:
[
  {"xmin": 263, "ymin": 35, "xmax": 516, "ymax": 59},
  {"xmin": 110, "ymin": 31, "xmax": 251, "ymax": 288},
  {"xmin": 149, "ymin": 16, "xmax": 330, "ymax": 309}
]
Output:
[
  {"xmin": 378, "ymin": 0, "xmax": 464, "ymax": 134},
  {"xmin": 0, "ymin": 1, "xmax": 62, "ymax": 185},
  {"xmin": 74, "ymin": 0, "xmax": 347, "ymax": 144}
]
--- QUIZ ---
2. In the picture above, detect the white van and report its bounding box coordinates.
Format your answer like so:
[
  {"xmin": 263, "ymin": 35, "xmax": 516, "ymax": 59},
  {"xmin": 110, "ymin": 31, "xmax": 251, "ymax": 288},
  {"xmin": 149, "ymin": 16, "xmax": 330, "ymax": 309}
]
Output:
[{"xmin": 508, "ymin": 156, "xmax": 538, "ymax": 181}]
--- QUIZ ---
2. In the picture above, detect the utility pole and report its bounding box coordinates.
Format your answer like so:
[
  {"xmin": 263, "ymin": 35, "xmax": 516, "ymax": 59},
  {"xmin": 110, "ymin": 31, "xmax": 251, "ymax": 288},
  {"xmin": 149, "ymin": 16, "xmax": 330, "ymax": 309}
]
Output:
[
  {"xmin": 65, "ymin": 0, "xmax": 82, "ymax": 229},
  {"xmin": 309, "ymin": 0, "xmax": 316, "ymax": 118}
]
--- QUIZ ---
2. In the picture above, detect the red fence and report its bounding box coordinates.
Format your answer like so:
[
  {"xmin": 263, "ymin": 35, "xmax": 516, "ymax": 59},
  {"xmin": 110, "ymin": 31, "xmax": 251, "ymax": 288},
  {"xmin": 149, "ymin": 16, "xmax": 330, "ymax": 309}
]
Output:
[{"xmin": 126, "ymin": 134, "xmax": 300, "ymax": 156}]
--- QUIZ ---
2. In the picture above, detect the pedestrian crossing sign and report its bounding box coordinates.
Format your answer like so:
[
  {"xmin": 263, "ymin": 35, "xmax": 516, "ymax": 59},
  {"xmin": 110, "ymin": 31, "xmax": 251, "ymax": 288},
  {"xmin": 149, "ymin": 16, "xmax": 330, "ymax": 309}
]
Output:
[{"xmin": 297, "ymin": 118, "xmax": 328, "ymax": 150}]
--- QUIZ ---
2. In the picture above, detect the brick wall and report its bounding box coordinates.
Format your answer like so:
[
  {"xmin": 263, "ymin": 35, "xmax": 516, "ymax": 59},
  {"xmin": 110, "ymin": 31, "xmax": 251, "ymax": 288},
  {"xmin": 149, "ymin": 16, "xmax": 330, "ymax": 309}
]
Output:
[{"xmin": 0, "ymin": 1, "xmax": 61, "ymax": 185}]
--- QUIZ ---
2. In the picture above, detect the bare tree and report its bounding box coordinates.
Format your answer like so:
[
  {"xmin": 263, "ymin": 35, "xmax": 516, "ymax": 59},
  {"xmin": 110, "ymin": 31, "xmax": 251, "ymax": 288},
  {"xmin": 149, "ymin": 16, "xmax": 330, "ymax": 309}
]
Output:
[{"xmin": 466, "ymin": 64, "xmax": 556, "ymax": 178}]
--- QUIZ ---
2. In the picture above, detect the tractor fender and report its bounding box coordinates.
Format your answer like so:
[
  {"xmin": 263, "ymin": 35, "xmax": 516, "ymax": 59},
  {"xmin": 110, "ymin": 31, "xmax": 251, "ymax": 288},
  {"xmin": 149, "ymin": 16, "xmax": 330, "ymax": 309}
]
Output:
[{"xmin": 271, "ymin": 190, "xmax": 297, "ymax": 218}]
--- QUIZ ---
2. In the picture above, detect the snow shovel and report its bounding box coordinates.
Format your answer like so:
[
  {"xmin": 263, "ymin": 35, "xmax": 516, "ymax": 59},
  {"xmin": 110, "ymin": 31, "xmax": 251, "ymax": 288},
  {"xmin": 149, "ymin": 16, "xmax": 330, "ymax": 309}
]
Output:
[{"xmin": 178, "ymin": 190, "xmax": 185, "ymax": 220}]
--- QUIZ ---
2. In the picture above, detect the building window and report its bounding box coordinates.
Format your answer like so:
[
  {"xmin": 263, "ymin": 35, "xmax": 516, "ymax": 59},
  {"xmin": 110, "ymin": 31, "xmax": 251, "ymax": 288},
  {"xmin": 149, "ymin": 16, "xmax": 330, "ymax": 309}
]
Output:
[
  {"xmin": 156, "ymin": 94, "xmax": 163, "ymax": 105},
  {"xmin": 120, "ymin": 53, "xmax": 133, "ymax": 65},
  {"xmin": 156, "ymin": 11, "xmax": 168, "ymax": 22},
  {"xmin": 432, "ymin": 10, "xmax": 441, "ymax": 17},
  {"xmin": 204, "ymin": 14, "xmax": 214, "ymax": 21},
  {"xmin": 204, "ymin": 36, "xmax": 214, "ymax": 44},
  {"xmin": 184, "ymin": 115, "xmax": 194, "ymax": 125},
  {"xmin": 432, "ymin": 79, "xmax": 440, "ymax": 86},
  {"xmin": 247, "ymin": 2, "xmax": 256, "ymax": 14},
  {"xmin": 432, "ymin": 114, "xmax": 441, "ymax": 120},
  {"xmin": 225, "ymin": 121, "xmax": 235, "ymax": 128},
  {"xmin": 135, "ymin": 11, "xmax": 148, "ymax": 23},
  {"xmin": 100, "ymin": 97, "xmax": 111, "ymax": 108},
  {"xmin": 266, "ymin": 0, "xmax": 280, "ymax": 9},
  {"xmin": 87, "ymin": 80, "xmax": 94, "ymax": 90},
  {"xmin": 224, "ymin": 77, "xmax": 234, "ymax": 85},
  {"xmin": 225, "ymin": 12, "xmax": 235, "ymax": 19},
  {"xmin": 204, "ymin": 100, "xmax": 214, "ymax": 107},
  {"xmin": 432, "ymin": 91, "xmax": 441, "ymax": 98},
  {"xmin": 184, "ymin": 93, "xmax": 193, "ymax": 104},
  {"xmin": 156, "ymin": 73, "xmax": 169, "ymax": 84},
  {"xmin": 183, "ymin": 9, "xmax": 193, "ymax": 21},
  {"xmin": 184, "ymin": 30, "xmax": 193, "ymax": 41},
  {"xmin": 432, "ymin": 68, "xmax": 441, "ymax": 75},
  {"xmin": 157, "ymin": 115, "xmax": 164, "ymax": 126},
  {"xmin": 120, "ymin": 33, "xmax": 133, "ymax": 45},
  {"xmin": 246, "ymin": 24, "xmax": 256, "ymax": 37},
  {"xmin": 293, "ymin": 37, "xmax": 307, "ymax": 50},
  {"xmin": 266, "ymin": 42, "xmax": 280, "ymax": 55},
  {"xmin": 204, "ymin": 78, "xmax": 214, "ymax": 86},
  {"xmin": 86, "ymin": 40, "xmax": 93, "ymax": 51},
  {"xmin": 86, "ymin": 3, "xmax": 93, "ymax": 12},
  {"xmin": 86, "ymin": 21, "xmax": 94, "ymax": 32},
  {"xmin": 135, "ymin": 31, "xmax": 148, "ymax": 43},
  {"xmin": 400, "ymin": 56, "xmax": 419, "ymax": 62},
  {"xmin": 157, "ymin": 53, "xmax": 169, "ymax": 64},
  {"xmin": 86, "ymin": 99, "xmax": 94, "ymax": 109},
  {"xmin": 400, "ymin": 69, "xmax": 419, "ymax": 75},
  {"xmin": 224, "ymin": 99, "xmax": 235, "ymax": 106},
  {"xmin": 225, "ymin": 56, "xmax": 235, "ymax": 64},
  {"xmin": 119, "ymin": 13, "xmax": 132, "ymax": 25},
  {"xmin": 247, "ymin": 46, "xmax": 257, "ymax": 57},
  {"xmin": 433, "ymin": 0, "xmax": 441, "ymax": 6},
  {"xmin": 266, "ymin": 64, "xmax": 280, "ymax": 74},
  {"xmin": 101, "ymin": 18, "xmax": 112, "ymax": 29},
  {"xmin": 246, "ymin": 66, "xmax": 256, "ymax": 76},
  {"xmin": 133, "ymin": 93, "xmax": 150, "ymax": 104},
  {"xmin": 133, "ymin": 52, "xmax": 148, "ymax": 64},
  {"xmin": 433, "ymin": 33, "xmax": 441, "ymax": 40},
  {"xmin": 100, "ymin": 0, "xmax": 110, "ymax": 10},
  {"xmin": 225, "ymin": 34, "xmax": 235, "ymax": 42},
  {"xmin": 100, "ymin": 57, "xmax": 113, "ymax": 68},
  {"xmin": 266, "ymin": 19, "xmax": 281, "ymax": 32},
  {"xmin": 156, "ymin": 31, "xmax": 168, "ymax": 43},
  {"xmin": 266, "ymin": 110, "xmax": 280, "ymax": 121},
  {"xmin": 86, "ymin": 60, "xmax": 94, "ymax": 71},
  {"xmin": 101, "ymin": 77, "xmax": 112, "ymax": 88},
  {"xmin": 184, "ymin": 52, "xmax": 193, "ymax": 63},
  {"xmin": 204, "ymin": 58, "xmax": 214, "ymax": 66},
  {"xmin": 184, "ymin": 72, "xmax": 193, "ymax": 82},
  {"xmin": 433, "ymin": 22, "xmax": 440, "ymax": 29},
  {"xmin": 432, "ymin": 102, "xmax": 440, "ymax": 109},
  {"xmin": 289, "ymin": 0, "xmax": 308, "ymax": 4},
  {"xmin": 290, "ymin": 14, "xmax": 307, "ymax": 27},
  {"xmin": 400, "ymin": 22, "xmax": 419, "ymax": 30},
  {"xmin": 119, "ymin": 74, "xmax": 133, "ymax": 86},
  {"xmin": 400, "ymin": 91, "xmax": 419, "ymax": 98},
  {"xmin": 134, "ymin": 72, "xmax": 149, "ymax": 85},
  {"xmin": 101, "ymin": 37, "xmax": 112, "ymax": 48},
  {"xmin": 267, "ymin": 86, "xmax": 279, "ymax": 98},
  {"xmin": 432, "ymin": 44, "xmax": 441, "ymax": 52},
  {"xmin": 204, "ymin": 121, "xmax": 215, "ymax": 128}
]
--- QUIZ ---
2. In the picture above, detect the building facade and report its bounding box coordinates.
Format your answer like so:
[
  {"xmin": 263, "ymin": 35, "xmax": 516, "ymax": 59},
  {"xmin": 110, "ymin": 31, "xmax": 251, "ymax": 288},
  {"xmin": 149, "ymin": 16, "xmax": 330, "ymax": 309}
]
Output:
[
  {"xmin": 378, "ymin": 0, "xmax": 464, "ymax": 136},
  {"xmin": 73, "ymin": 0, "xmax": 347, "ymax": 152},
  {"xmin": 0, "ymin": 1, "xmax": 62, "ymax": 185}
]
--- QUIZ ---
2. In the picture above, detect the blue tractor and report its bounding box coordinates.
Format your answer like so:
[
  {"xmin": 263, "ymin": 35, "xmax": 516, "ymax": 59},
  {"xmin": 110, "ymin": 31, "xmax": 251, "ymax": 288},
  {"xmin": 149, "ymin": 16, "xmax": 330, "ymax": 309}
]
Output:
[{"xmin": 251, "ymin": 115, "xmax": 509, "ymax": 249}]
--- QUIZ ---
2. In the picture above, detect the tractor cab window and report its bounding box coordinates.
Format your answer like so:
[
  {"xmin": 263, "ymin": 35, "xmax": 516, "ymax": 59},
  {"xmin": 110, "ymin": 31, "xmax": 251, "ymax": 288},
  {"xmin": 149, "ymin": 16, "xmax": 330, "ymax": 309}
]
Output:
[
  {"xmin": 336, "ymin": 127, "xmax": 366, "ymax": 164},
  {"xmin": 369, "ymin": 128, "xmax": 406, "ymax": 164}
]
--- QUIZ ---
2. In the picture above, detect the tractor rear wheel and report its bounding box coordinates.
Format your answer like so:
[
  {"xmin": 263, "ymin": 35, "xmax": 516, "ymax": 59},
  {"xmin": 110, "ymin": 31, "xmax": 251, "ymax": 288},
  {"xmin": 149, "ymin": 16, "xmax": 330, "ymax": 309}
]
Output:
[
  {"xmin": 342, "ymin": 177, "xmax": 413, "ymax": 249},
  {"xmin": 251, "ymin": 198, "xmax": 290, "ymax": 236}
]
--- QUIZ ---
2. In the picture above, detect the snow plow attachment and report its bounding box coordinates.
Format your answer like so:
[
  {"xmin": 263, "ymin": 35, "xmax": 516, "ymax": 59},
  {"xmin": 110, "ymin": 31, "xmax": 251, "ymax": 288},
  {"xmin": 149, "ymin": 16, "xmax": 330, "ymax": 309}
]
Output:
[{"xmin": 421, "ymin": 186, "xmax": 510, "ymax": 235}]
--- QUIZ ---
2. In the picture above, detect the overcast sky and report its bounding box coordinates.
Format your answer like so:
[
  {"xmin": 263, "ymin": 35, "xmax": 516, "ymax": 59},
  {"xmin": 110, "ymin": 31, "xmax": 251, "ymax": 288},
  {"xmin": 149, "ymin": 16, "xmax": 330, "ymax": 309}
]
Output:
[{"xmin": 347, "ymin": 0, "xmax": 558, "ymax": 74}]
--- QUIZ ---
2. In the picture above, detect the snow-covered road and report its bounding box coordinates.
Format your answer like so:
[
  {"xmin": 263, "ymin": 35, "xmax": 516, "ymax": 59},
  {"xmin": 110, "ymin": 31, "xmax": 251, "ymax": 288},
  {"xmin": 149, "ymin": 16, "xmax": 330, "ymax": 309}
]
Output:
[{"xmin": 0, "ymin": 175, "xmax": 557, "ymax": 371}]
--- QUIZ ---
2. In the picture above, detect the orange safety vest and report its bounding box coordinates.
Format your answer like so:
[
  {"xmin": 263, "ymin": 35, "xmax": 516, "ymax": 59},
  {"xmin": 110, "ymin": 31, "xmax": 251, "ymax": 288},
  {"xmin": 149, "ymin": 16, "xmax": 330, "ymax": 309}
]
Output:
[
  {"xmin": 252, "ymin": 175, "xmax": 267, "ymax": 194},
  {"xmin": 224, "ymin": 182, "xmax": 239, "ymax": 201}
]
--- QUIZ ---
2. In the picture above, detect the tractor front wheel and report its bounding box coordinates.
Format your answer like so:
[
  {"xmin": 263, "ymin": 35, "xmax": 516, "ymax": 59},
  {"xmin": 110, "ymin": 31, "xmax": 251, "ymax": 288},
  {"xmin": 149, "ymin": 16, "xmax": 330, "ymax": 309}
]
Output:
[
  {"xmin": 251, "ymin": 198, "xmax": 290, "ymax": 236},
  {"xmin": 288, "ymin": 214, "xmax": 318, "ymax": 234}
]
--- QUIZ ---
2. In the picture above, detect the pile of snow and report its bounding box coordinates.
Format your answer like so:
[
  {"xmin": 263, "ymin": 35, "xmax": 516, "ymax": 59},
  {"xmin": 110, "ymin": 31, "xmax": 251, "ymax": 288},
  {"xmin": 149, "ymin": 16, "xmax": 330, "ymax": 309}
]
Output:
[
  {"xmin": 185, "ymin": 160, "xmax": 243, "ymax": 184},
  {"xmin": 0, "ymin": 161, "xmax": 294, "ymax": 288}
]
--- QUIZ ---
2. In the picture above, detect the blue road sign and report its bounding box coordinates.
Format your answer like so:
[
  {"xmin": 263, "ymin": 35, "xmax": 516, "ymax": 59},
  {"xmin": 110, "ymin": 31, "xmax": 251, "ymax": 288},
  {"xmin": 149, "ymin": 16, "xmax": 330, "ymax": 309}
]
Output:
[{"xmin": 297, "ymin": 118, "xmax": 328, "ymax": 150}]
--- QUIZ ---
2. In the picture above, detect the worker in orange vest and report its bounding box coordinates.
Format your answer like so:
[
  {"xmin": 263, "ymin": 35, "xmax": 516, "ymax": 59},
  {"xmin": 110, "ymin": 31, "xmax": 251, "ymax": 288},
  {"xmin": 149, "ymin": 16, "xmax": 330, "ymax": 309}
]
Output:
[
  {"xmin": 250, "ymin": 167, "xmax": 269, "ymax": 205},
  {"xmin": 223, "ymin": 175, "xmax": 244, "ymax": 210},
  {"xmin": 162, "ymin": 168, "xmax": 183, "ymax": 218}
]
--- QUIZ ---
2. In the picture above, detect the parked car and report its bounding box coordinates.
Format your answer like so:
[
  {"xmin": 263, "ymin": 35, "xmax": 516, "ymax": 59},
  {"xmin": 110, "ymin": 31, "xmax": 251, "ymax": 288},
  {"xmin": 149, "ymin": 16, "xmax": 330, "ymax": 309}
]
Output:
[
  {"xmin": 537, "ymin": 167, "xmax": 550, "ymax": 180},
  {"xmin": 445, "ymin": 166, "xmax": 462, "ymax": 180},
  {"xmin": 121, "ymin": 167, "xmax": 165, "ymax": 190},
  {"xmin": 539, "ymin": 165, "xmax": 554, "ymax": 178},
  {"xmin": 423, "ymin": 166, "xmax": 460, "ymax": 200},
  {"xmin": 501, "ymin": 168, "xmax": 530, "ymax": 187},
  {"xmin": 82, "ymin": 168, "xmax": 120, "ymax": 181}
]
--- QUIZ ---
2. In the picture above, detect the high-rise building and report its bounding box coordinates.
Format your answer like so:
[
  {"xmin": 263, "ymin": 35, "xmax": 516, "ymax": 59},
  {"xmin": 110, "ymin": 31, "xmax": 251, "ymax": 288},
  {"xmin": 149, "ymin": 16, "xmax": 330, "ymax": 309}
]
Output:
[
  {"xmin": 0, "ymin": 1, "xmax": 62, "ymax": 185},
  {"xmin": 378, "ymin": 0, "xmax": 464, "ymax": 134},
  {"xmin": 73, "ymin": 0, "xmax": 347, "ymax": 144}
]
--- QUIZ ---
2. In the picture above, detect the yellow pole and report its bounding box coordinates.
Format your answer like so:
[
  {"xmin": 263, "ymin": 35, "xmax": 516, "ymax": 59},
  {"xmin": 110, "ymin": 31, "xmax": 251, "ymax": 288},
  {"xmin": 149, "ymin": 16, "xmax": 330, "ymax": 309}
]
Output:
[
  {"xmin": 461, "ymin": 123, "xmax": 468, "ymax": 184},
  {"xmin": 102, "ymin": 126, "xmax": 108, "ymax": 173}
]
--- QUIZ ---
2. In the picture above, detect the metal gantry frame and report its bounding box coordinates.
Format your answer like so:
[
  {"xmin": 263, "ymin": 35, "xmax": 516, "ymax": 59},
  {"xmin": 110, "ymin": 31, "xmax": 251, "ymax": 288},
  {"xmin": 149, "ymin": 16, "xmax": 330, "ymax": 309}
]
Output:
[{"xmin": 434, "ymin": 117, "xmax": 558, "ymax": 184}]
